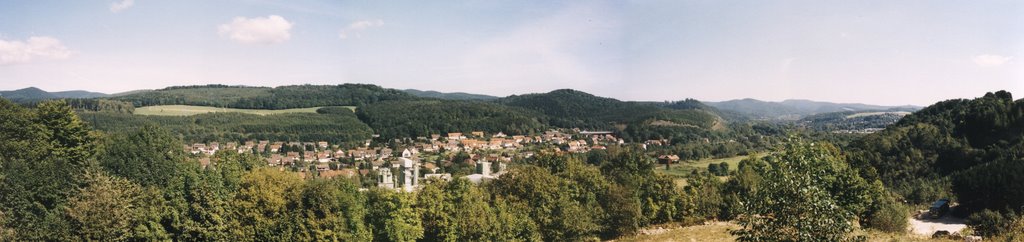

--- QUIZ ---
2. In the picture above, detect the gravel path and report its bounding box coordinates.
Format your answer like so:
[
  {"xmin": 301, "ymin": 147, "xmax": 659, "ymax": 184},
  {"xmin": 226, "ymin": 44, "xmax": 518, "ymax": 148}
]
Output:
[{"xmin": 909, "ymin": 212, "xmax": 966, "ymax": 236}]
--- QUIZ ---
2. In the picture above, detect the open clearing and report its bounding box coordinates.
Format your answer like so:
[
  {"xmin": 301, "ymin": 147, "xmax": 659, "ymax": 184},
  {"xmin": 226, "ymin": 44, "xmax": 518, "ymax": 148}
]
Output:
[
  {"xmin": 658, "ymin": 155, "xmax": 754, "ymax": 176},
  {"xmin": 134, "ymin": 105, "xmax": 354, "ymax": 116},
  {"xmin": 909, "ymin": 213, "xmax": 967, "ymax": 236},
  {"xmin": 655, "ymin": 155, "xmax": 756, "ymax": 187}
]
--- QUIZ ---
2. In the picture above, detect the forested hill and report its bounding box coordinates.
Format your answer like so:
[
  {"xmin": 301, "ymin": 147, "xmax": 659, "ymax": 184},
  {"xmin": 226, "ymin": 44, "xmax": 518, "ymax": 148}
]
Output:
[
  {"xmin": 357, "ymin": 100, "xmax": 547, "ymax": 140},
  {"xmin": 111, "ymin": 84, "xmax": 418, "ymax": 109},
  {"xmin": 402, "ymin": 89, "xmax": 499, "ymax": 100},
  {"xmin": 497, "ymin": 89, "xmax": 720, "ymax": 132},
  {"xmin": 846, "ymin": 90, "xmax": 1024, "ymax": 214},
  {"xmin": 0, "ymin": 87, "xmax": 109, "ymax": 101},
  {"xmin": 704, "ymin": 98, "xmax": 919, "ymax": 120}
]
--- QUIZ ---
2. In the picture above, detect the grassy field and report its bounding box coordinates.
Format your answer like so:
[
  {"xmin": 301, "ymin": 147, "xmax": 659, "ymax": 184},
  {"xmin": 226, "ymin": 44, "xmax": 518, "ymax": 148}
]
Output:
[
  {"xmin": 655, "ymin": 155, "xmax": 757, "ymax": 187},
  {"xmin": 134, "ymin": 105, "xmax": 354, "ymax": 116},
  {"xmin": 614, "ymin": 222, "xmax": 958, "ymax": 242},
  {"xmin": 615, "ymin": 222, "xmax": 739, "ymax": 242}
]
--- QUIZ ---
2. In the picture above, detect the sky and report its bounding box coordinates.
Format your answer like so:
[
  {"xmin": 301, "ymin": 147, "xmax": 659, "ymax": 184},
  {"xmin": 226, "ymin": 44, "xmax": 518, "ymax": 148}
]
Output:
[{"xmin": 0, "ymin": 0, "xmax": 1021, "ymax": 106}]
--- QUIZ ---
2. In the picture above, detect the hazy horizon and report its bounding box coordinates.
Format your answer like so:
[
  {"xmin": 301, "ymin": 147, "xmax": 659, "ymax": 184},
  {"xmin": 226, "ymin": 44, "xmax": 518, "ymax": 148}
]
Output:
[{"xmin": 2, "ymin": 0, "xmax": 1021, "ymax": 106}]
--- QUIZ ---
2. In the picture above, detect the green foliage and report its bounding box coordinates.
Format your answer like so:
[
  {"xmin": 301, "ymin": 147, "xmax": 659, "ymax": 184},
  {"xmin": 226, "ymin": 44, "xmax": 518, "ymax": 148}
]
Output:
[
  {"xmin": 294, "ymin": 178, "xmax": 372, "ymax": 241},
  {"xmin": 0, "ymin": 99, "xmax": 98, "ymax": 240},
  {"xmin": 706, "ymin": 162, "xmax": 731, "ymax": 176},
  {"xmin": 966, "ymin": 209, "xmax": 1012, "ymax": 237},
  {"xmin": 227, "ymin": 168, "xmax": 305, "ymax": 241},
  {"xmin": 113, "ymin": 84, "xmax": 417, "ymax": 109},
  {"xmin": 685, "ymin": 172, "xmax": 724, "ymax": 220},
  {"xmin": 732, "ymin": 140, "xmax": 869, "ymax": 242},
  {"xmin": 365, "ymin": 188, "xmax": 423, "ymax": 242},
  {"xmin": 65, "ymin": 98, "xmax": 135, "ymax": 113},
  {"xmin": 357, "ymin": 100, "xmax": 546, "ymax": 140},
  {"xmin": 80, "ymin": 110, "xmax": 373, "ymax": 145},
  {"xmin": 402, "ymin": 89, "xmax": 499, "ymax": 101},
  {"xmin": 498, "ymin": 89, "xmax": 719, "ymax": 140},
  {"xmin": 417, "ymin": 178, "xmax": 507, "ymax": 241},
  {"xmin": 953, "ymin": 158, "xmax": 1024, "ymax": 215},
  {"xmin": 65, "ymin": 171, "xmax": 168, "ymax": 241},
  {"xmin": 488, "ymin": 165, "xmax": 602, "ymax": 241},
  {"xmin": 847, "ymin": 91, "xmax": 1024, "ymax": 212},
  {"xmin": 100, "ymin": 125, "xmax": 185, "ymax": 188},
  {"xmin": 865, "ymin": 195, "xmax": 909, "ymax": 233}
]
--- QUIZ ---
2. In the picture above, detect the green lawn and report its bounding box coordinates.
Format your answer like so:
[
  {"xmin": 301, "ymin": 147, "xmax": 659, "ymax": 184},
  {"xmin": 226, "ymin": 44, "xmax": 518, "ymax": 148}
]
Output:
[
  {"xmin": 134, "ymin": 105, "xmax": 354, "ymax": 116},
  {"xmin": 655, "ymin": 154, "xmax": 758, "ymax": 188},
  {"xmin": 657, "ymin": 155, "xmax": 755, "ymax": 177}
]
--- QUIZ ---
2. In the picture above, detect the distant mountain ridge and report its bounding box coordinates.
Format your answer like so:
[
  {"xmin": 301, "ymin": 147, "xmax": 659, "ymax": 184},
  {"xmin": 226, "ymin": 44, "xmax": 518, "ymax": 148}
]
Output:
[
  {"xmin": 402, "ymin": 89, "xmax": 499, "ymax": 100},
  {"xmin": 0, "ymin": 87, "xmax": 109, "ymax": 100},
  {"xmin": 703, "ymin": 98, "xmax": 920, "ymax": 120}
]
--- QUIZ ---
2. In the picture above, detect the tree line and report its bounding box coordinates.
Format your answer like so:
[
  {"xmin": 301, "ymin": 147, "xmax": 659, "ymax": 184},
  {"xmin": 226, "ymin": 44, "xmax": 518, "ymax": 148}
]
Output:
[
  {"xmin": 78, "ymin": 108, "xmax": 374, "ymax": 146},
  {"xmin": 112, "ymin": 84, "xmax": 418, "ymax": 109}
]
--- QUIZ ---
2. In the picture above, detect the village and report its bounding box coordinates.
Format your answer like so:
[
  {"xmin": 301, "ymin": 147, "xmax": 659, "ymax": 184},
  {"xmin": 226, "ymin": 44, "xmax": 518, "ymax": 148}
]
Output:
[{"xmin": 184, "ymin": 129, "xmax": 642, "ymax": 192}]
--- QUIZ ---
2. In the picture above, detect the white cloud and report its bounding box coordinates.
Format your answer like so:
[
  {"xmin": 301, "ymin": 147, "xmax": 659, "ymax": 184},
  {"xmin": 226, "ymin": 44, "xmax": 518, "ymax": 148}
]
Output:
[
  {"xmin": 218, "ymin": 15, "xmax": 293, "ymax": 44},
  {"xmin": 109, "ymin": 0, "xmax": 134, "ymax": 13},
  {"xmin": 0, "ymin": 36, "xmax": 73, "ymax": 65},
  {"xmin": 973, "ymin": 54, "xmax": 1012, "ymax": 67},
  {"xmin": 339, "ymin": 19, "xmax": 383, "ymax": 39}
]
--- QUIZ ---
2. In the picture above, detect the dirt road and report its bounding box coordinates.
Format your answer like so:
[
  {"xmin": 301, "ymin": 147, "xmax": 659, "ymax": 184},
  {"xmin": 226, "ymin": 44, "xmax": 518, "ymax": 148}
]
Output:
[{"xmin": 909, "ymin": 213, "xmax": 966, "ymax": 236}]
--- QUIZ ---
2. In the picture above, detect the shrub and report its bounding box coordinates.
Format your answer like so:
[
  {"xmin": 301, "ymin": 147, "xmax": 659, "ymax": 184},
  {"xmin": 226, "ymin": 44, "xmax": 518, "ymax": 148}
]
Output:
[
  {"xmin": 866, "ymin": 200, "xmax": 908, "ymax": 233},
  {"xmin": 966, "ymin": 209, "xmax": 1007, "ymax": 237}
]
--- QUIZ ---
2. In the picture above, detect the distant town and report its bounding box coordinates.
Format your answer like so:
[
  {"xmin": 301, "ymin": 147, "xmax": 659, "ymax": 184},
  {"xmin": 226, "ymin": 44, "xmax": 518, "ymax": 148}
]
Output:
[{"xmin": 185, "ymin": 129, "xmax": 634, "ymax": 191}]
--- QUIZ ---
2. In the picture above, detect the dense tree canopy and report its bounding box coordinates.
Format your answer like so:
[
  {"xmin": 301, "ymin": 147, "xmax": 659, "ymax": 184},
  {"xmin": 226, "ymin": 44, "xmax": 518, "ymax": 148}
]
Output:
[
  {"xmin": 113, "ymin": 84, "xmax": 418, "ymax": 109},
  {"xmin": 847, "ymin": 91, "xmax": 1024, "ymax": 213},
  {"xmin": 733, "ymin": 141, "xmax": 874, "ymax": 242},
  {"xmin": 357, "ymin": 100, "xmax": 547, "ymax": 140},
  {"xmin": 80, "ymin": 110, "xmax": 374, "ymax": 146}
]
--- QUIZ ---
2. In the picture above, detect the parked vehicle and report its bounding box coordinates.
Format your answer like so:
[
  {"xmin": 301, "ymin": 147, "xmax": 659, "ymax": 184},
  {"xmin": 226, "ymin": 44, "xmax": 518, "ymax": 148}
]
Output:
[{"xmin": 929, "ymin": 199, "xmax": 950, "ymax": 219}]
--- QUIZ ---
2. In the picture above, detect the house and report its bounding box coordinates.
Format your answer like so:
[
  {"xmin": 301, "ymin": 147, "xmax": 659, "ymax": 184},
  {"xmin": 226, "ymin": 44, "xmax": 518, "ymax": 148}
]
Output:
[
  {"xmin": 447, "ymin": 132, "xmax": 464, "ymax": 140},
  {"xmin": 317, "ymin": 152, "xmax": 332, "ymax": 163},
  {"xmin": 494, "ymin": 132, "xmax": 507, "ymax": 138},
  {"xmin": 471, "ymin": 131, "xmax": 485, "ymax": 137},
  {"xmin": 191, "ymin": 143, "xmax": 207, "ymax": 155},
  {"xmin": 286, "ymin": 152, "xmax": 300, "ymax": 164},
  {"xmin": 379, "ymin": 148, "xmax": 393, "ymax": 159},
  {"xmin": 266, "ymin": 154, "xmax": 283, "ymax": 166},
  {"xmin": 657, "ymin": 155, "xmax": 680, "ymax": 169},
  {"xmin": 430, "ymin": 134, "xmax": 441, "ymax": 141},
  {"xmin": 318, "ymin": 141, "xmax": 329, "ymax": 149},
  {"xmin": 315, "ymin": 164, "xmax": 330, "ymax": 172},
  {"xmin": 270, "ymin": 144, "xmax": 283, "ymax": 153},
  {"xmin": 401, "ymin": 149, "xmax": 413, "ymax": 158},
  {"xmin": 321, "ymin": 169, "xmax": 356, "ymax": 179},
  {"xmin": 224, "ymin": 142, "xmax": 237, "ymax": 151}
]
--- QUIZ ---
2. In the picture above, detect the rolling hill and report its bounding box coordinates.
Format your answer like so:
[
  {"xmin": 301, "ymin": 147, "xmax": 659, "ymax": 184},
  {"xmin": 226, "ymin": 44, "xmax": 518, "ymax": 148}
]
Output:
[
  {"xmin": 402, "ymin": 89, "xmax": 499, "ymax": 100},
  {"xmin": 703, "ymin": 98, "xmax": 919, "ymax": 120},
  {"xmin": 846, "ymin": 90, "xmax": 1024, "ymax": 213},
  {"xmin": 0, "ymin": 87, "xmax": 109, "ymax": 100},
  {"xmin": 111, "ymin": 84, "xmax": 417, "ymax": 109}
]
